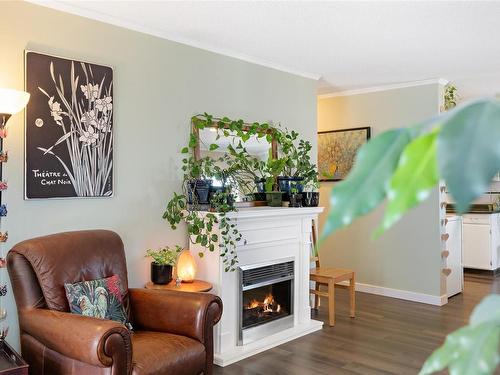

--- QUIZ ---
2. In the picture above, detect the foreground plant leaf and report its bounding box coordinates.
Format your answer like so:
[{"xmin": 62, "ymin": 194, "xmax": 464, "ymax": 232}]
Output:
[
  {"xmin": 420, "ymin": 295, "xmax": 500, "ymax": 375},
  {"xmin": 321, "ymin": 128, "xmax": 412, "ymax": 240},
  {"xmin": 376, "ymin": 129, "xmax": 439, "ymax": 235},
  {"xmin": 438, "ymin": 99, "xmax": 500, "ymax": 213}
]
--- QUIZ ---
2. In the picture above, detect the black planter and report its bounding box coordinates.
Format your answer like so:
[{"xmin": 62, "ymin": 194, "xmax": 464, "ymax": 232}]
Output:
[
  {"xmin": 255, "ymin": 178, "xmax": 266, "ymax": 193},
  {"xmin": 302, "ymin": 192, "xmax": 320, "ymax": 207},
  {"xmin": 278, "ymin": 177, "xmax": 304, "ymax": 194},
  {"xmin": 188, "ymin": 179, "xmax": 212, "ymax": 204},
  {"xmin": 289, "ymin": 193, "xmax": 303, "ymax": 208},
  {"xmin": 253, "ymin": 192, "xmax": 267, "ymax": 201},
  {"xmin": 151, "ymin": 263, "xmax": 173, "ymax": 285}
]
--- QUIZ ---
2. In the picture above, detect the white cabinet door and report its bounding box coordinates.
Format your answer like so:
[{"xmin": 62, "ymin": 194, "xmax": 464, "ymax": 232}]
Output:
[
  {"xmin": 446, "ymin": 217, "xmax": 463, "ymax": 297},
  {"xmin": 463, "ymin": 223, "xmax": 492, "ymax": 270}
]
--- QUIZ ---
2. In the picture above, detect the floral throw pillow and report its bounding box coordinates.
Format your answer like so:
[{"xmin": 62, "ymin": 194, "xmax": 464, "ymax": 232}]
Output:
[{"xmin": 64, "ymin": 274, "xmax": 131, "ymax": 329}]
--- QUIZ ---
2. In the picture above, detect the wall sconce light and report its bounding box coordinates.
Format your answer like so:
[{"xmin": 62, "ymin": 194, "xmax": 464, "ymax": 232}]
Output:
[
  {"xmin": 0, "ymin": 88, "xmax": 30, "ymax": 127},
  {"xmin": 176, "ymin": 249, "xmax": 197, "ymax": 283}
]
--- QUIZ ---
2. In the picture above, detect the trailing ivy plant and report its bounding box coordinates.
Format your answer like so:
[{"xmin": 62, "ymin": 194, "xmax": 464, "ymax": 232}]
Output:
[
  {"xmin": 321, "ymin": 97, "xmax": 500, "ymax": 374},
  {"xmin": 163, "ymin": 152, "xmax": 241, "ymax": 271}
]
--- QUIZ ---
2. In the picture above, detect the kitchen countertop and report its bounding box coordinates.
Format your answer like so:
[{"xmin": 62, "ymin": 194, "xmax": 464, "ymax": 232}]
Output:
[{"xmin": 446, "ymin": 203, "xmax": 500, "ymax": 214}]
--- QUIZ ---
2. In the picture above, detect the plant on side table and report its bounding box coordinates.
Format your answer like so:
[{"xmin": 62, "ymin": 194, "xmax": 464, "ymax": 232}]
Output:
[{"xmin": 145, "ymin": 245, "xmax": 182, "ymax": 284}]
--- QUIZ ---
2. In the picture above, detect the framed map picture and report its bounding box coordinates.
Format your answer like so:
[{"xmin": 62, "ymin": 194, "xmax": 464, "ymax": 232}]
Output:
[
  {"xmin": 318, "ymin": 127, "xmax": 371, "ymax": 181},
  {"xmin": 25, "ymin": 51, "xmax": 113, "ymax": 199}
]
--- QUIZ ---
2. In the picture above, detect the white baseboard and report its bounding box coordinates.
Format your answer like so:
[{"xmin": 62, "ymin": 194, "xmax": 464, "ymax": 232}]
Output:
[{"xmin": 336, "ymin": 281, "xmax": 448, "ymax": 306}]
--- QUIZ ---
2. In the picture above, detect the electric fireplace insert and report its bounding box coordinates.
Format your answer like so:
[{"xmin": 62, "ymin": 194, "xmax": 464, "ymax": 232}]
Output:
[{"xmin": 238, "ymin": 259, "xmax": 294, "ymax": 345}]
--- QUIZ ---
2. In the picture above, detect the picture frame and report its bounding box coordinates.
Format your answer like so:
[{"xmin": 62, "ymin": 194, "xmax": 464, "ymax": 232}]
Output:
[
  {"xmin": 24, "ymin": 51, "xmax": 114, "ymax": 199},
  {"xmin": 318, "ymin": 126, "xmax": 371, "ymax": 181}
]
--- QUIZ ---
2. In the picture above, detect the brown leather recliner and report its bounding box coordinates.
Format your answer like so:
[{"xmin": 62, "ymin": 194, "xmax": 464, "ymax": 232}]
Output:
[{"xmin": 7, "ymin": 230, "xmax": 222, "ymax": 375}]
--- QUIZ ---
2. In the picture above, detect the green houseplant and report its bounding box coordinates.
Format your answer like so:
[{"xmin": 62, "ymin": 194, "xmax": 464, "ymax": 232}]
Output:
[
  {"xmin": 264, "ymin": 157, "xmax": 286, "ymax": 207},
  {"xmin": 145, "ymin": 245, "xmax": 182, "ymax": 284},
  {"xmin": 274, "ymin": 128, "xmax": 318, "ymax": 199}
]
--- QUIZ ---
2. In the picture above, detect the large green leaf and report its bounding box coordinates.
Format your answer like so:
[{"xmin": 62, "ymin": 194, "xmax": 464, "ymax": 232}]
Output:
[
  {"xmin": 376, "ymin": 129, "xmax": 439, "ymax": 235},
  {"xmin": 470, "ymin": 294, "xmax": 500, "ymax": 326},
  {"xmin": 420, "ymin": 295, "xmax": 500, "ymax": 375},
  {"xmin": 438, "ymin": 99, "xmax": 500, "ymax": 213},
  {"xmin": 321, "ymin": 128, "xmax": 412, "ymax": 239}
]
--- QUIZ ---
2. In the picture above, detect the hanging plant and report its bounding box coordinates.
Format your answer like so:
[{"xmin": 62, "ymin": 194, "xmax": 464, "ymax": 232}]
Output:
[{"xmin": 442, "ymin": 83, "xmax": 459, "ymax": 112}]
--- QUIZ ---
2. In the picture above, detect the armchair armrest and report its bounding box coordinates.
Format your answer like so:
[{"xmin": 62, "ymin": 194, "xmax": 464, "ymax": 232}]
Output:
[
  {"xmin": 19, "ymin": 308, "xmax": 131, "ymax": 370},
  {"xmin": 129, "ymin": 288, "xmax": 222, "ymax": 343}
]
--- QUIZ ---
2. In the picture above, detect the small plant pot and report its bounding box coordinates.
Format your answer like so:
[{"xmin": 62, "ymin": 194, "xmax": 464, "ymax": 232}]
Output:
[
  {"xmin": 302, "ymin": 192, "xmax": 320, "ymax": 207},
  {"xmin": 289, "ymin": 193, "xmax": 303, "ymax": 207},
  {"xmin": 266, "ymin": 192, "xmax": 284, "ymax": 207},
  {"xmin": 278, "ymin": 177, "xmax": 304, "ymax": 200},
  {"xmin": 151, "ymin": 263, "xmax": 173, "ymax": 285},
  {"xmin": 188, "ymin": 179, "xmax": 212, "ymax": 204}
]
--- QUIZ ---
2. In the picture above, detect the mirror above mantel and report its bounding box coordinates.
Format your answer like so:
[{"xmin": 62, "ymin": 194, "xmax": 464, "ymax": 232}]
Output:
[{"xmin": 191, "ymin": 118, "xmax": 278, "ymax": 203}]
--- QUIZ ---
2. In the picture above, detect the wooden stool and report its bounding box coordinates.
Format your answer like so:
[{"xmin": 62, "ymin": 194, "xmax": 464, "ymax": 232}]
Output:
[
  {"xmin": 310, "ymin": 267, "xmax": 355, "ymax": 326},
  {"xmin": 309, "ymin": 220, "xmax": 356, "ymax": 326}
]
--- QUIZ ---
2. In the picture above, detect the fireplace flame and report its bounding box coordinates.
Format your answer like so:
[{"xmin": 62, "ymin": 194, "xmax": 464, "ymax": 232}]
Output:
[{"xmin": 245, "ymin": 293, "xmax": 281, "ymax": 313}]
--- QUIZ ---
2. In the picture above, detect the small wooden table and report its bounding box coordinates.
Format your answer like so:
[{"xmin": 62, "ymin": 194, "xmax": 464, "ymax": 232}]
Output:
[{"xmin": 145, "ymin": 279, "xmax": 213, "ymax": 293}]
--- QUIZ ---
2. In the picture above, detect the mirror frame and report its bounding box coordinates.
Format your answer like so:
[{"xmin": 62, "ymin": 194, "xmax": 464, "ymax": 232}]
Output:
[{"xmin": 191, "ymin": 120, "xmax": 278, "ymax": 161}]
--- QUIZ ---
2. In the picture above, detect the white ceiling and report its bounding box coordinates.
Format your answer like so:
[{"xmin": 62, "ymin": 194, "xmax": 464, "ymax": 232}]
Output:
[{"xmin": 31, "ymin": 1, "xmax": 500, "ymax": 98}]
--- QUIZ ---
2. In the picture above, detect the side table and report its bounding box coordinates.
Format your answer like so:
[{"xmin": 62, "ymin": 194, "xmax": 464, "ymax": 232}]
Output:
[
  {"xmin": 0, "ymin": 341, "xmax": 28, "ymax": 375},
  {"xmin": 145, "ymin": 279, "xmax": 213, "ymax": 293}
]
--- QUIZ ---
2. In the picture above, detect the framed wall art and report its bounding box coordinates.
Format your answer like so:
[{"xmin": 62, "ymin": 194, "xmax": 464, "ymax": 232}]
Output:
[
  {"xmin": 318, "ymin": 126, "xmax": 371, "ymax": 181},
  {"xmin": 25, "ymin": 51, "xmax": 113, "ymax": 199}
]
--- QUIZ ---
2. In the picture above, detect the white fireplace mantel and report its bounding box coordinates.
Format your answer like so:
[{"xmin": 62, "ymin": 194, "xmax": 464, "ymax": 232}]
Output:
[{"xmin": 190, "ymin": 206, "xmax": 324, "ymax": 367}]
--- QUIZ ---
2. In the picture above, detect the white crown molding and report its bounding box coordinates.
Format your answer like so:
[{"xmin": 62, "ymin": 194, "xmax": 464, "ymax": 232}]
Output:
[
  {"xmin": 26, "ymin": 0, "xmax": 321, "ymax": 81},
  {"xmin": 318, "ymin": 78, "xmax": 450, "ymax": 99}
]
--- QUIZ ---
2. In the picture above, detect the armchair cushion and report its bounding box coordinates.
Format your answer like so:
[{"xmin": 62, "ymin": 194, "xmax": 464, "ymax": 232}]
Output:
[
  {"xmin": 131, "ymin": 331, "xmax": 205, "ymax": 375},
  {"xmin": 64, "ymin": 274, "xmax": 130, "ymax": 327}
]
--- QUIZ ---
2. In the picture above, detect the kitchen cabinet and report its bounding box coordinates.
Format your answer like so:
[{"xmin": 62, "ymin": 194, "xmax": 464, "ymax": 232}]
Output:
[
  {"xmin": 446, "ymin": 215, "xmax": 463, "ymax": 297},
  {"xmin": 462, "ymin": 213, "xmax": 500, "ymax": 270}
]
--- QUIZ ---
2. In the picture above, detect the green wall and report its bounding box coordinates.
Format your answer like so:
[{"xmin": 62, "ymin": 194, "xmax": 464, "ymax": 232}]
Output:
[
  {"xmin": 317, "ymin": 84, "xmax": 443, "ymax": 298},
  {"xmin": 0, "ymin": 1, "xmax": 317, "ymax": 350}
]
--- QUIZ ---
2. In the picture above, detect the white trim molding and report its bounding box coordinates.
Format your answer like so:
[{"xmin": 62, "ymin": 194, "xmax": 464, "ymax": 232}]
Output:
[
  {"xmin": 318, "ymin": 78, "xmax": 450, "ymax": 99},
  {"xmin": 337, "ymin": 281, "xmax": 448, "ymax": 306},
  {"xmin": 27, "ymin": 0, "xmax": 321, "ymax": 81}
]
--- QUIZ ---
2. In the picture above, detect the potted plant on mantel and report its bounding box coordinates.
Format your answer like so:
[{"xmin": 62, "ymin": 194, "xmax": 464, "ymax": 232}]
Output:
[
  {"xmin": 264, "ymin": 158, "xmax": 286, "ymax": 207},
  {"xmin": 275, "ymin": 129, "xmax": 318, "ymax": 202},
  {"xmin": 145, "ymin": 245, "xmax": 182, "ymax": 284},
  {"xmin": 302, "ymin": 179, "xmax": 320, "ymax": 207}
]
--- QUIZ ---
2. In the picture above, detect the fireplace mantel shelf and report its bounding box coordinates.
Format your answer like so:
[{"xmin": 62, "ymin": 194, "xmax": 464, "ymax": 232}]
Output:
[
  {"xmin": 198, "ymin": 206, "xmax": 324, "ymax": 219},
  {"xmin": 191, "ymin": 206, "xmax": 324, "ymax": 367}
]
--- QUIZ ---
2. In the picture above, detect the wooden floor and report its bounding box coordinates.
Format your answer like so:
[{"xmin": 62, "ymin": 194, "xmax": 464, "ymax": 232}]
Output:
[{"xmin": 214, "ymin": 273, "xmax": 499, "ymax": 375}]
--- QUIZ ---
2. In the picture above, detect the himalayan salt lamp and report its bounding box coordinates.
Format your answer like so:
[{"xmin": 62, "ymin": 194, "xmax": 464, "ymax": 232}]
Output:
[{"xmin": 176, "ymin": 249, "xmax": 197, "ymax": 283}]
